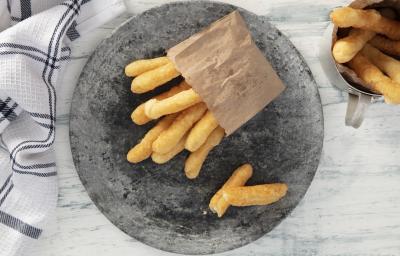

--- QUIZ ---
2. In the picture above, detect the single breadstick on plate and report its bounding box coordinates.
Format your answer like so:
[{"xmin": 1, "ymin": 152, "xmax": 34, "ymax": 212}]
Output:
[
  {"xmin": 131, "ymin": 81, "xmax": 190, "ymax": 125},
  {"xmin": 185, "ymin": 110, "xmax": 219, "ymax": 152},
  {"xmin": 330, "ymin": 7, "xmax": 400, "ymax": 40},
  {"xmin": 125, "ymin": 57, "xmax": 171, "ymax": 77},
  {"xmin": 222, "ymin": 184, "xmax": 288, "ymax": 207},
  {"xmin": 184, "ymin": 126, "xmax": 225, "ymax": 179},
  {"xmin": 131, "ymin": 62, "xmax": 180, "ymax": 93},
  {"xmin": 127, "ymin": 114, "xmax": 177, "ymax": 163},
  {"xmin": 362, "ymin": 44, "xmax": 400, "ymax": 83},
  {"xmin": 144, "ymin": 89, "xmax": 202, "ymax": 119},
  {"xmin": 151, "ymin": 134, "xmax": 187, "ymax": 164},
  {"xmin": 152, "ymin": 103, "xmax": 207, "ymax": 154},
  {"xmin": 209, "ymin": 164, "xmax": 253, "ymax": 217},
  {"xmin": 348, "ymin": 53, "xmax": 400, "ymax": 104},
  {"xmin": 332, "ymin": 29, "xmax": 375, "ymax": 63},
  {"xmin": 370, "ymin": 35, "xmax": 400, "ymax": 56}
]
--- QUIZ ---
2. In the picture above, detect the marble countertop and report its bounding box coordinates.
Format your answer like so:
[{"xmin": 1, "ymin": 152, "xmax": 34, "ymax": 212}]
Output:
[{"xmin": 31, "ymin": 0, "xmax": 400, "ymax": 255}]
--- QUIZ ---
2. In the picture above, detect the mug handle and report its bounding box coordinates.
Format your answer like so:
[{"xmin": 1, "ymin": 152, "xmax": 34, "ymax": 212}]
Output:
[{"xmin": 345, "ymin": 93, "xmax": 372, "ymax": 128}]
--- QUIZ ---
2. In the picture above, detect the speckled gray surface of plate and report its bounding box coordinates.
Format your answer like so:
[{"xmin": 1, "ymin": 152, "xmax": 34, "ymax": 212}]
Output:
[{"xmin": 70, "ymin": 1, "xmax": 324, "ymax": 255}]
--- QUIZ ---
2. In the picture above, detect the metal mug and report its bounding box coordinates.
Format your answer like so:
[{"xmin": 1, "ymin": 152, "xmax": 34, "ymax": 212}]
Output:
[{"xmin": 319, "ymin": 23, "xmax": 383, "ymax": 128}]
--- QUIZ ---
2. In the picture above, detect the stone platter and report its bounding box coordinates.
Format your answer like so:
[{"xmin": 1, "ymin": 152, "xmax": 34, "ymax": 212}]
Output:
[{"xmin": 70, "ymin": 1, "xmax": 324, "ymax": 254}]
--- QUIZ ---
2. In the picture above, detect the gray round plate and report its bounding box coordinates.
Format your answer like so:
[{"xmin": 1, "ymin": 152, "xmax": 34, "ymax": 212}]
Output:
[{"xmin": 70, "ymin": 1, "xmax": 323, "ymax": 255}]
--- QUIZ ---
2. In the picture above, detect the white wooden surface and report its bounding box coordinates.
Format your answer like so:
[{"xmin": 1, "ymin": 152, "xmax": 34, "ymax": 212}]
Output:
[{"xmin": 31, "ymin": 0, "xmax": 400, "ymax": 255}]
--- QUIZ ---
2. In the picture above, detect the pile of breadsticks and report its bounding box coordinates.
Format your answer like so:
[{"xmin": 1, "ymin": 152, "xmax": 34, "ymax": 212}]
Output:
[
  {"xmin": 331, "ymin": 6, "xmax": 400, "ymax": 103},
  {"xmin": 125, "ymin": 57, "xmax": 224, "ymax": 179},
  {"xmin": 124, "ymin": 57, "xmax": 289, "ymax": 217}
]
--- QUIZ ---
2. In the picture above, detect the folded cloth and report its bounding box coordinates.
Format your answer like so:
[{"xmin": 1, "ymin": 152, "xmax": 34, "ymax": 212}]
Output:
[{"xmin": 0, "ymin": 0, "xmax": 124, "ymax": 255}]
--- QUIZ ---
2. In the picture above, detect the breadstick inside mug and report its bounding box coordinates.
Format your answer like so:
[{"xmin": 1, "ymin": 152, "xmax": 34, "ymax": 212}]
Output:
[
  {"xmin": 361, "ymin": 44, "xmax": 400, "ymax": 83},
  {"xmin": 131, "ymin": 81, "xmax": 191, "ymax": 125},
  {"xmin": 131, "ymin": 62, "xmax": 180, "ymax": 93},
  {"xmin": 378, "ymin": 8, "xmax": 397, "ymax": 20},
  {"xmin": 370, "ymin": 35, "xmax": 400, "ymax": 56},
  {"xmin": 330, "ymin": 7, "xmax": 400, "ymax": 40},
  {"xmin": 331, "ymin": 7, "xmax": 397, "ymax": 63},
  {"xmin": 209, "ymin": 164, "xmax": 253, "ymax": 217},
  {"xmin": 347, "ymin": 53, "xmax": 400, "ymax": 104},
  {"xmin": 332, "ymin": 29, "xmax": 375, "ymax": 63}
]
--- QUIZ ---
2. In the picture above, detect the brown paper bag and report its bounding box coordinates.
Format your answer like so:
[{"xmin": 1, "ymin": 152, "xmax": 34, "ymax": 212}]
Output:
[{"xmin": 168, "ymin": 11, "xmax": 286, "ymax": 135}]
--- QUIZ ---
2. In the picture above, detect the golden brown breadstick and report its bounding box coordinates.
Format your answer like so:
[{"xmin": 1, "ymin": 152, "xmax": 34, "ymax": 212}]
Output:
[
  {"xmin": 370, "ymin": 35, "xmax": 400, "ymax": 56},
  {"xmin": 184, "ymin": 126, "xmax": 225, "ymax": 179},
  {"xmin": 348, "ymin": 53, "xmax": 400, "ymax": 104},
  {"xmin": 152, "ymin": 103, "xmax": 207, "ymax": 154},
  {"xmin": 185, "ymin": 110, "xmax": 219, "ymax": 152},
  {"xmin": 151, "ymin": 134, "xmax": 187, "ymax": 164},
  {"xmin": 125, "ymin": 57, "xmax": 171, "ymax": 77},
  {"xmin": 131, "ymin": 62, "xmax": 180, "ymax": 93},
  {"xmin": 330, "ymin": 7, "xmax": 400, "ymax": 40},
  {"xmin": 144, "ymin": 89, "xmax": 202, "ymax": 119},
  {"xmin": 222, "ymin": 184, "xmax": 288, "ymax": 207},
  {"xmin": 332, "ymin": 29, "xmax": 375, "ymax": 63},
  {"xmin": 209, "ymin": 164, "xmax": 253, "ymax": 217},
  {"xmin": 127, "ymin": 114, "xmax": 177, "ymax": 163},
  {"xmin": 331, "ymin": 8, "xmax": 397, "ymax": 63},
  {"xmin": 362, "ymin": 44, "xmax": 400, "ymax": 83},
  {"xmin": 131, "ymin": 81, "xmax": 190, "ymax": 125}
]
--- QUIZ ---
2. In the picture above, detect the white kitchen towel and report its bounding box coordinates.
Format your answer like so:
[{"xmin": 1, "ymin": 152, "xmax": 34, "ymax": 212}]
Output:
[{"xmin": 0, "ymin": 0, "xmax": 125, "ymax": 255}]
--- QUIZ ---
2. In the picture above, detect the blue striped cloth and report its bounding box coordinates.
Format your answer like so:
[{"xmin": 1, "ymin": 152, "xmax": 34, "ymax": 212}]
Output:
[{"xmin": 0, "ymin": 0, "xmax": 85, "ymax": 255}]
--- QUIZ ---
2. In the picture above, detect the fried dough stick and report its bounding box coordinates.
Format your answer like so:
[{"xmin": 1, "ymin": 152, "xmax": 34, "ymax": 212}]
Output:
[
  {"xmin": 127, "ymin": 114, "xmax": 177, "ymax": 163},
  {"xmin": 331, "ymin": 7, "xmax": 400, "ymax": 40},
  {"xmin": 209, "ymin": 164, "xmax": 253, "ymax": 217},
  {"xmin": 131, "ymin": 81, "xmax": 190, "ymax": 125},
  {"xmin": 223, "ymin": 184, "xmax": 288, "ymax": 206},
  {"xmin": 362, "ymin": 44, "xmax": 400, "ymax": 83},
  {"xmin": 144, "ymin": 89, "xmax": 202, "ymax": 119},
  {"xmin": 152, "ymin": 103, "xmax": 207, "ymax": 154},
  {"xmin": 184, "ymin": 126, "xmax": 225, "ymax": 179},
  {"xmin": 348, "ymin": 53, "xmax": 400, "ymax": 104}
]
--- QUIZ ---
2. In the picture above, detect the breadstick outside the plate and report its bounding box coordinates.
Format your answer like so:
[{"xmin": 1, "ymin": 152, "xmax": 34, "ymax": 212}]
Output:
[
  {"xmin": 131, "ymin": 81, "xmax": 190, "ymax": 125},
  {"xmin": 332, "ymin": 29, "xmax": 375, "ymax": 63},
  {"xmin": 209, "ymin": 164, "xmax": 253, "ymax": 217},
  {"xmin": 184, "ymin": 126, "xmax": 225, "ymax": 179},
  {"xmin": 152, "ymin": 103, "xmax": 207, "ymax": 154},
  {"xmin": 127, "ymin": 114, "xmax": 177, "ymax": 163},
  {"xmin": 125, "ymin": 57, "xmax": 171, "ymax": 77},
  {"xmin": 362, "ymin": 44, "xmax": 400, "ymax": 83},
  {"xmin": 370, "ymin": 35, "xmax": 400, "ymax": 56},
  {"xmin": 151, "ymin": 134, "xmax": 187, "ymax": 164},
  {"xmin": 348, "ymin": 53, "xmax": 400, "ymax": 104},
  {"xmin": 144, "ymin": 88, "xmax": 202, "ymax": 119},
  {"xmin": 222, "ymin": 183, "xmax": 288, "ymax": 207},
  {"xmin": 131, "ymin": 62, "xmax": 180, "ymax": 93},
  {"xmin": 330, "ymin": 7, "xmax": 400, "ymax": 40},
  {"xmin": 185, "ymin": 110, "xmax": 219, "ymax": 152}
]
